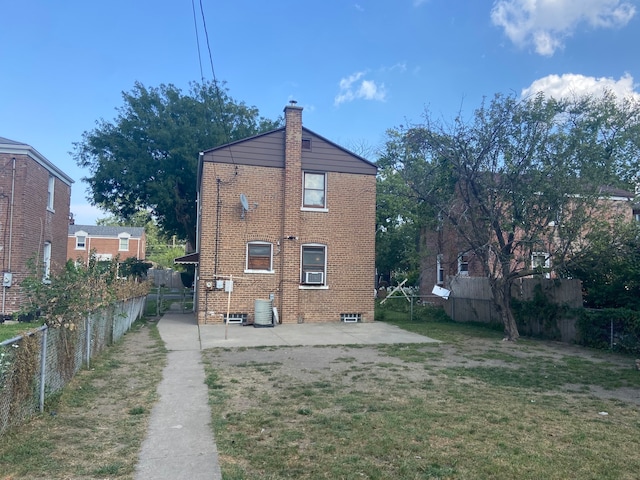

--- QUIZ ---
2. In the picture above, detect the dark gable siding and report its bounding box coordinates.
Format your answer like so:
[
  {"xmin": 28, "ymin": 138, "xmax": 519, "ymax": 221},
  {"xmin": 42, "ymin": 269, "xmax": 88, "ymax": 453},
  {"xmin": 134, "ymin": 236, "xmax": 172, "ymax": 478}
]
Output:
[
  {"xmin": 202, "ymin": 130, "xmax": 285, "ymax": 168},
  {"xmin": 202, "ymin": 128, "xmax": 377, "ymax": 176},
  {"xmin": 301, "ymin": 129, "xmax": 377, "ymax": 176}
]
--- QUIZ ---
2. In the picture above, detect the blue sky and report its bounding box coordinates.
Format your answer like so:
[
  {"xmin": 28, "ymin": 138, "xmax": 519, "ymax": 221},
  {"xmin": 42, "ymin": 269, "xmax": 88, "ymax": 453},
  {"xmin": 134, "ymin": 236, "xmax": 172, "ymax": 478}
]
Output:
[{"xmin": 1, "ymin": 0, "xmax": 639, "ymax": 224}]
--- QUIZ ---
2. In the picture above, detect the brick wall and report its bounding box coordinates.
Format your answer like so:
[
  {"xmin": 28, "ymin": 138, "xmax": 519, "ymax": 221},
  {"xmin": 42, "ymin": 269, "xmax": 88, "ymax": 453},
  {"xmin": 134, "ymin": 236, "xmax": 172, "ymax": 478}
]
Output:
[
  {"xmin": 67, "ymin": 235, "xmax": 146, "ymax": 264},
  {"xmin": 196, "ymin": 106, "xmax": 376, "ymax": 324},
  {"xmin": 0, "ymin": 153, "xmax": 71, "ymax": 316},
  {"xmin": 419, "ymin": 195, "xmax": 636, "ymax": 297}
]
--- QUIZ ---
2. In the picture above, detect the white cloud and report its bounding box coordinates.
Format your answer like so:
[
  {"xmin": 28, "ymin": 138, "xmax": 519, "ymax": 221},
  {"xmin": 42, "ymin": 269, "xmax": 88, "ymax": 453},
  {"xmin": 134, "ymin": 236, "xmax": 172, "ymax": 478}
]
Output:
[
  {"xmin": 491, "ymin": 0, "xmax": 636, "ymax": 56},
  {"xmin": 334, "ymin": 71, "xmax": 387, "ymax": 106},
  {"xmin": 521, "ymin": 73, "xmax": 640, "ymax": 102}
]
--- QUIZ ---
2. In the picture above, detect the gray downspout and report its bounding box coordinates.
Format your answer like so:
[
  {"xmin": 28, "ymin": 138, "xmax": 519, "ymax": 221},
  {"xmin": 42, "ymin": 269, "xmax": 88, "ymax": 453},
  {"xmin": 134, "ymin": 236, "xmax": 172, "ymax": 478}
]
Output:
[{"xmin": 2, "ymin": 157, "xmax": 16, "ymax": 316}]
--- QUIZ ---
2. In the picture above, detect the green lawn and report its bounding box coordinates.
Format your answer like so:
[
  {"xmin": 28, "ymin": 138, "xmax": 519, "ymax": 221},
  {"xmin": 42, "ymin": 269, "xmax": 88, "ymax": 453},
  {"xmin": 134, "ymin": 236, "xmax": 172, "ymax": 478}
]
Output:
[
  {"xmin": 202, "ymin": 305, "xmax": 640, "ymax": 480},
  {"xmin": 0, "ymin": 321, "xmax": 45, "ymax": 343}
]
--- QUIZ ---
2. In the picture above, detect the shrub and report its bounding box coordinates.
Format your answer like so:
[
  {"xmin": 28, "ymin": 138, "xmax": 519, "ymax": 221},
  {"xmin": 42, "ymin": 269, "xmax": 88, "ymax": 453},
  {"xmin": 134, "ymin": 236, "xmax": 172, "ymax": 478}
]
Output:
[
  {"xmin": 19, "ymin": 255, "xmax": 150, "ymax": 331},
  {"xmin": 576, "ymin": 308, "xmax": 640, "ymax": 354}
]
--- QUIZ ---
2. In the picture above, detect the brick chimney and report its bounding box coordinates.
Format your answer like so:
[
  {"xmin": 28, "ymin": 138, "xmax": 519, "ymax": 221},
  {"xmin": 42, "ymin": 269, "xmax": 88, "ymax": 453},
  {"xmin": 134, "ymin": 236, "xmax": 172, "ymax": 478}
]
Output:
[
  {"xmin": 281, "ymin": 101, "xmax": 304, "ymax": 323},
  {"xmin": 284, "ymin": 101, "xmax": 303, "ymax": 168}
]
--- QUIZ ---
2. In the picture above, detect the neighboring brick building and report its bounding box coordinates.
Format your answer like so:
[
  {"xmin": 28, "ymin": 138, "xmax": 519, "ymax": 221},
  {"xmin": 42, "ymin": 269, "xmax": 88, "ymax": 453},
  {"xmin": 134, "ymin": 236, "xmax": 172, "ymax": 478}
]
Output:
[
  {"xmin": 185, "ymin": 102, "xmax": 377, "ymax": 325},
  {"xmin": 0, "ymin": 136, "xmax": 73, "ymax": 319},
  {"xmin": 68, "ymin": 225, "xmax": 146, "ymax": 264},
  {"xmin": 420, "ymin": 185, "xmax": 636, "ymax": 297}
]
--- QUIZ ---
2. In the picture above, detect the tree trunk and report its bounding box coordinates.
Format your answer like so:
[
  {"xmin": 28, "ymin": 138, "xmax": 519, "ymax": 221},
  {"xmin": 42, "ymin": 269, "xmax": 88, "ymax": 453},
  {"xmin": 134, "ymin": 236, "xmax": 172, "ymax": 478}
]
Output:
[{"xmin": 491, "ymin": 279, "xmax": 520, "ymax": 341}]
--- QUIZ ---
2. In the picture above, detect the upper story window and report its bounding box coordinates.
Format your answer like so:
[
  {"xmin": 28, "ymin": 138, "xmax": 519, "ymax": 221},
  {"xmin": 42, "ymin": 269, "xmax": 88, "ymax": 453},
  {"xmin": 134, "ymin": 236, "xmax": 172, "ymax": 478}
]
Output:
[
  {"xmin": 118, "ymin": 233, "xmax": 130, "ymax": 251},
  {"xmin": 75, "ymin": 234, "xmax": 87, "ymax": 250},
  {"xmin": 458, "ymin": 253, "xmax": 470, "ymax": 276},
  {"xmin": 47, "ymin": 175, "xmax": 55, "ymax": 211},
  {"xmin": 302, "ymin": 138, "xmax": 312, "ymax": 150},
  {"xmin": 246, "ymin": 242, "xmax": 273, "ymax": 272},
  {"xmin": 437, "ymin": 254, "xmax": 445, "ymax": 285},
  {"xmin": 303, "ymin": 172, "xmax": 326, "ymax": 209},
  {"xmin": 301, "ymin": 244, "xmax": 326, "ymax": 286},
  {"xmin": 532, "ymin": 252, "xmax": 551, "ymax": 278}
]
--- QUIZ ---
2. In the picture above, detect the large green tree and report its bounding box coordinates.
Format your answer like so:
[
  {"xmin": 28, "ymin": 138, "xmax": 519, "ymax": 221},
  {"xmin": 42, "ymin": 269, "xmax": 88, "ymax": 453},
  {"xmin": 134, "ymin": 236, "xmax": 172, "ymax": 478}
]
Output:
[
  {"xmin": 73, "ymin": 81, "xmax": 282, "ymax": 247},
  {"xmin": 378, "ymin": 92, "xmax": 640, "ymax": 340},
  {"xmin": 376, "ymin": 128, "xmax": 435, "ymax": 286},
  {"xmin": 563, "ymin": 219, "xmax": 640, "ymax": 310}
]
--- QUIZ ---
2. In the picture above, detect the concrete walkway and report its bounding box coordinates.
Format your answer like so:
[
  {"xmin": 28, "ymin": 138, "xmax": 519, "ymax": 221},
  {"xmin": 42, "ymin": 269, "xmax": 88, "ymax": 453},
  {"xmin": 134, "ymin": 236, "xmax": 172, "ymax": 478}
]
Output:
[
  {"xmin": 135, "ymin": 311, "xmax": 222, "ymax": 480},
  {"xmin": 135, "ymin": 309, "xmax": 438, "ymax": 479}
]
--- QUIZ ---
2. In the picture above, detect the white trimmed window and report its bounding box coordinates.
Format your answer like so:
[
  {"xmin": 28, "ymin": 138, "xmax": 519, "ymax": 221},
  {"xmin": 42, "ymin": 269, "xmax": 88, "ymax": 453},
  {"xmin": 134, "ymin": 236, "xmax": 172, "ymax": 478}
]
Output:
[
  {"xmin": 118, "ymin": 233, "xmax": 130, "ymax": 251},
  {"xmin": 303, "ymin": 172, "xmax": 326, "ymax": 209},
  {"xmin": 75, "ymin": 231, "xmax": 87, "ymax": 250},
  {"xmin": 458, "ymin": 253, "xmax": 470, "ymax": 276},
  {"xmin": 47, "ymin": 175, "xmax": 55, "ymax": 211},
  {"xmin": 246, "ymin": 242, "xmax": 273, "ymax": 272},
  {"xmin": 43, "ymin": 241, "xmax": 52, "ymax": 282},
  {"xmin": 437, "ymin": 254, "xmax": 445, "ymax": 285},
  {"xmin": 532, "ymin": 252, "xmax": 551, "ymax": 278},
  {"xmin": 301, "ymin": 244, "xmax": 326, "ymax": 285}
]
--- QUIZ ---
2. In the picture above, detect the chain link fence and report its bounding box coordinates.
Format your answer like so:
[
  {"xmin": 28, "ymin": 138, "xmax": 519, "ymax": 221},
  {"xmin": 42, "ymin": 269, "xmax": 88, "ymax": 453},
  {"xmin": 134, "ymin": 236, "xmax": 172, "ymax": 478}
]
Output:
[{"xmin": 0, "ymin": 296, "xmax": 146, "ymax": 435}]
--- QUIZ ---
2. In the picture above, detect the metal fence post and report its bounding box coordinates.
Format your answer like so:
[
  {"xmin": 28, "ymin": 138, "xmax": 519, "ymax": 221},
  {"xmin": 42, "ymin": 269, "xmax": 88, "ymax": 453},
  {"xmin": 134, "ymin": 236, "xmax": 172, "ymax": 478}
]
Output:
[
  {"xmin": 610, "ymin": 318, "xmax": 614, "ymax": 350},
  {"xmin": 85, "ymin": 315, "xmax": 92, "ymax": 369},
  {"xmin": 410, "ymin": 295, "xmax": 414, "ymax": 321},
  {"xmin": 39, "ymin": 327, "xmax": 48, "ymax": 413}
]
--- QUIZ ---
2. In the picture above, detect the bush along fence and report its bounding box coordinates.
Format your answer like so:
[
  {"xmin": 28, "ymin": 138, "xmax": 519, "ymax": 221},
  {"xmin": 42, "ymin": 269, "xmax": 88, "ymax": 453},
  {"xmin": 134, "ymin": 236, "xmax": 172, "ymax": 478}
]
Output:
[
  {"xmin": 576, "ymin": 308, "xmax": 640, "ymax": 355},
  {"xmin": 0, "ymin": 296, "xmax": 146, "ymax": 436}
]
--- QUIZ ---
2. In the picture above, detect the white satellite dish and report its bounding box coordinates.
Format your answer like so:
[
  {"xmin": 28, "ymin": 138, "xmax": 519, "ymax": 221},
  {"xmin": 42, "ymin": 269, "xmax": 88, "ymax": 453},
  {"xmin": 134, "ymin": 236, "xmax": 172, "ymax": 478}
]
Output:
[
  {"xmin": 240, "ymin": 193, "xmax": 249, "ymax": 219},
  {"xmin": 240, "ymin": 193, "xmax": 249, "ymax": 210}
]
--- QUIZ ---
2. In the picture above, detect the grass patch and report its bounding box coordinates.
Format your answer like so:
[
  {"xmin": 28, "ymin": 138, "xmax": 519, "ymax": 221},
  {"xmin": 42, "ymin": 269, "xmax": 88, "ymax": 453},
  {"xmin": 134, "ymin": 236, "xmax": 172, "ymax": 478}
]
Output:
[
  {"xmin": 0, "ymin": 319, "xmax": 166, "ymax": 478},
  {"xmin": 203, "ymin": 319, "xmax": 640, "ymax": 479},
  {"xmin": 0, "ymin": 321, "xmax": 45, "ymax": 343}
]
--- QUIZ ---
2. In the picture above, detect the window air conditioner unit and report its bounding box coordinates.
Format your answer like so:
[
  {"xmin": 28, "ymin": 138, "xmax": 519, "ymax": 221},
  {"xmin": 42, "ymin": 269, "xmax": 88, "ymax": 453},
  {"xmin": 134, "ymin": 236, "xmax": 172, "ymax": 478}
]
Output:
[{"xmin": 305, "ymin": 271, "xmax": 324, "ymax": 284}]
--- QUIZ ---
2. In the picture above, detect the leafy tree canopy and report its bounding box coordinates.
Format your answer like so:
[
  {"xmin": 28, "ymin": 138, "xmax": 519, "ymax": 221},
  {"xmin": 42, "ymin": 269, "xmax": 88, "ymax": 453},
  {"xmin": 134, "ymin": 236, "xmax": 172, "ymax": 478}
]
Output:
[
  {"xmin": 563, "ymin": 220, "xmax": 640, "ymax": 309},
  {"xmin": 377, "ymin": 91, "xmax": 640, "ymax": 340},
  {"xmin": 73, "ymin": 81, "xmax": 282, "ymax": 247}
]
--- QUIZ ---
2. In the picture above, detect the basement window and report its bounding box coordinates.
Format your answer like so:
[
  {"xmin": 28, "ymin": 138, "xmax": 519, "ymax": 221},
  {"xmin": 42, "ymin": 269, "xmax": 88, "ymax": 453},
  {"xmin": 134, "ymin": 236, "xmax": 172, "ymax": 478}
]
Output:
[
  {"xmin": 225, "ymin": 313, "xmax": 247, "ymax": 324},
  {"xmin": 341, "ymin": 313, "xmax": 361, "ymax": 323}
]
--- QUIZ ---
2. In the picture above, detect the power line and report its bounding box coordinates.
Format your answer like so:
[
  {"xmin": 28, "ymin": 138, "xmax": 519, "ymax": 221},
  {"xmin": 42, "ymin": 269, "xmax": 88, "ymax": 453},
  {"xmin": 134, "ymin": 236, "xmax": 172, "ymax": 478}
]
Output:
[
  {"xmin": 191, "ymin": 0, "xmax": 204, "ymax": 83},
  {"xmin": 194, "ymin": 0, "xmax": 237, "ymax": 168}
]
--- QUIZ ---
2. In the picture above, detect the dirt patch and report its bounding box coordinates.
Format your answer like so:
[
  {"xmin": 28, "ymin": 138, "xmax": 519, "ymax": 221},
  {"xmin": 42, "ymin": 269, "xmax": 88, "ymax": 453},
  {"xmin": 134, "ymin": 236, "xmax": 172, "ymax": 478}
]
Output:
[
  {"xmin": 202, "ymin": 333, "xmax": 640, "ymax": 479},
  {"xmin": 204, "ymin": 336, "xmax": 640, "ymax": 406}
]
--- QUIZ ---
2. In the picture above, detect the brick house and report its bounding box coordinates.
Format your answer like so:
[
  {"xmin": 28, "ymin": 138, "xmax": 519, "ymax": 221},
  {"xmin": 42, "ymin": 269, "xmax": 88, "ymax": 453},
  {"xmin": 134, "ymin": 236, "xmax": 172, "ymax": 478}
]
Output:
[
  {"xmin": 420, "ymin": 185, "xmax": 636, "ymax": 297},
  {"xmin": 0, "ymin": 136, "xmax": 73, "ymax": 319},
  {"xmin": 68, "ymin": 225, "xmax": 146, "ymax": 264},
  {"xmin": 185, "ymin": 102, "xmax": 377, "ymax": 325}
]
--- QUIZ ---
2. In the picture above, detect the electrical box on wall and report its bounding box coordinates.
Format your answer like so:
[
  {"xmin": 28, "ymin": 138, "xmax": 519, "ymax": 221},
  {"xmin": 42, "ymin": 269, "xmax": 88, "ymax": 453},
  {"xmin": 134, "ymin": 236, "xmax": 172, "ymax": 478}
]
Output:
[{"xmin": 2, "ymin": 272, "xmax": 12, "ymax": 287}]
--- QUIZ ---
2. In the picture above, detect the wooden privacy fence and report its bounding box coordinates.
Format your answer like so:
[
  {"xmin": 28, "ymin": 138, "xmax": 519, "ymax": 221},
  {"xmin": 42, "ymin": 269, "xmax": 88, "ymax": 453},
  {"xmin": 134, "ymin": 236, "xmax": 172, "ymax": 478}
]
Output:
[
  {"xmin": 444, "ymin": 277, "xmax": 583, "ymax": 342},
  {"xmin": 148, "ymin": 268, "xmax": 185, "ymax": 289}
]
